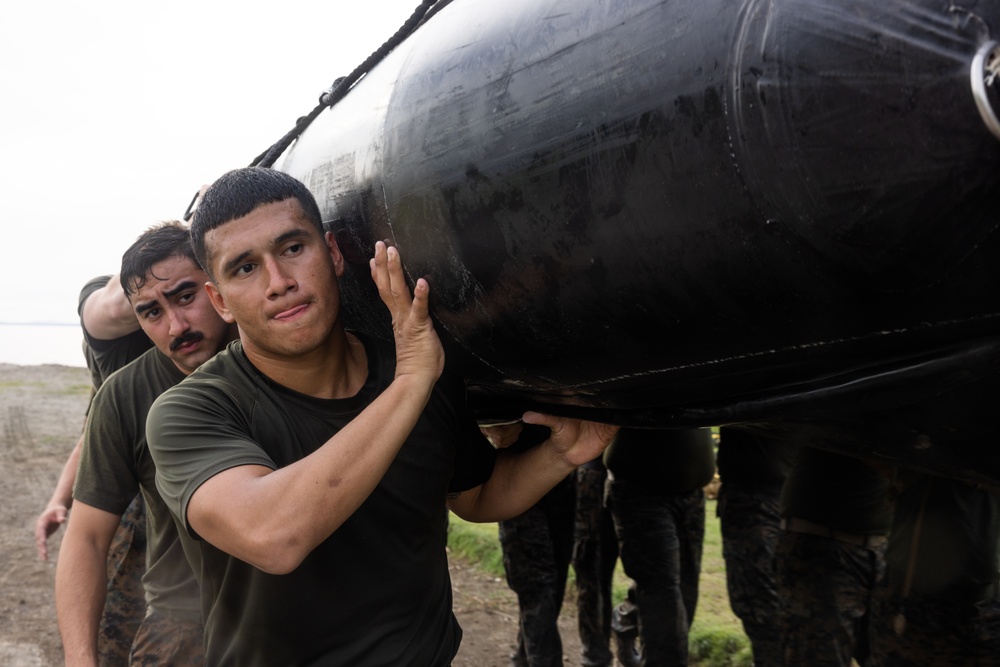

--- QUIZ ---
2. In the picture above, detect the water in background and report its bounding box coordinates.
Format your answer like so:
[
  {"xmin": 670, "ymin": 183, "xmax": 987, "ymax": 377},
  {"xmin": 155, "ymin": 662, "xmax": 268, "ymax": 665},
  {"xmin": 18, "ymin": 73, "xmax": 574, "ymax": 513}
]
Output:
[{"xmin": 0, "ymin": 323, "xmax": 87, "ymax": 367}]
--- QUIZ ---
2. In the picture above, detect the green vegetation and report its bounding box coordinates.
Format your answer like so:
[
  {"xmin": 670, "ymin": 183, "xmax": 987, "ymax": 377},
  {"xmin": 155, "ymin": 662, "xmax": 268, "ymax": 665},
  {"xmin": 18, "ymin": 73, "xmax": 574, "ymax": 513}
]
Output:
[
  {"xmin": 689, "ymin": 625, "xmax": 752, "ymax": 667},
  {"xmin": 447, "ymin": 498, "xmax": 751, "ymax": 667},
  {"xmin": 0, "ymin": 379, "xmax": 90, "ymax": 395},
  {"xmin": 0, "ymin": 380, "xmax": 37, "ymax": 389},
  {"xmin": 447, "ymin": 516, "xmax": 506, "ymax": 577}
]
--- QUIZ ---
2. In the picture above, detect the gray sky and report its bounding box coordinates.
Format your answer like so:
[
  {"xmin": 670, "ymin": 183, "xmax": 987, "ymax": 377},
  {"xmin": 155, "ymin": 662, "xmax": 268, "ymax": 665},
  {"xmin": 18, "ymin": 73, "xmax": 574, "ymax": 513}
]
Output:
[{"xmin": 0, "ymin": 0, "xmax": 421, "ymax": 324}]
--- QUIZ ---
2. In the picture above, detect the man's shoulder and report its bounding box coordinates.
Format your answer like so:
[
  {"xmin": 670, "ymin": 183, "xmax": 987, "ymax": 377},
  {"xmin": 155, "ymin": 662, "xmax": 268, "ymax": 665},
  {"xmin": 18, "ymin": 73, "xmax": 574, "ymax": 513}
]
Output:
[
  {"xmin": 83, "ymin": 325, "xmax": 153, "ymax": 385},
  {"xmin": 147, "ymin": 345, "xmax": 268, "ymax": 462},
  {"xmin": 187, "ymin": 341, "xmax": 250, "ymax": 386},
  {"xmin": 153, "ymin": 343, "xmax": 254, "ymax": 409},
  {"xmin": 87, "ymin": 350, "xmax": 177, "ymax": 430},
  {"xmin": 96, "ymin": 347, "xmax": 174, "ymax": 400}
]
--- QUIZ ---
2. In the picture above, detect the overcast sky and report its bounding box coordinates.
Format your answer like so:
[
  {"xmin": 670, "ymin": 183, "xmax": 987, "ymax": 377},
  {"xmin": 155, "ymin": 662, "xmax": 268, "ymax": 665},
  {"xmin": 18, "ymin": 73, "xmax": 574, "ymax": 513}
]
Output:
[{"xmin": 0, "ymin": 0, "xmax": 421, "ymax": 324}]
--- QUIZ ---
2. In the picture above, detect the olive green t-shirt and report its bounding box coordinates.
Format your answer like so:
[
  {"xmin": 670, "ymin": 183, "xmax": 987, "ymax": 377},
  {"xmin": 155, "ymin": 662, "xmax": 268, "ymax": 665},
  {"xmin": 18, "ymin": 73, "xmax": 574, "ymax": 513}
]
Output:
[
  {"xmin": 148, "ymin": 335, "xmax": 496, "ymax": 666},
  {"xmin": 74, "ymin": 347, "xmax": 201, "ymax": 619},
  {"xmin": 77, "ymin": 275, "xmax": 152, "ymax": 395}
]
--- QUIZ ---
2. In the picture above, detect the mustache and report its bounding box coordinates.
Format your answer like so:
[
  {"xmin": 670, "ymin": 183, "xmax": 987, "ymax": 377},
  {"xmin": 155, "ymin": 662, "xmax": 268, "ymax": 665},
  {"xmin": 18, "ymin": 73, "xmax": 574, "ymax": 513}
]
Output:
[{"xmin": 169, "ymin": 331, "xmax": 204, "ymax": 351}]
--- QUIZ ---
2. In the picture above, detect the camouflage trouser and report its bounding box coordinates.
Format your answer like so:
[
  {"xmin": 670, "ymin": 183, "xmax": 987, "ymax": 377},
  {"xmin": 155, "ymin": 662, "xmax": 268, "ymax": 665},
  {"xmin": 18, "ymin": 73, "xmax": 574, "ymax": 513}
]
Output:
[
  {"xmin": 776, "ymin": 529, "xmax": 886, "ymax": 667},
  {"xmin": 572, "ymin": 466, "xmax": 618, "ymax": 667},
  {"xmin": 498, "ymin": 475, "xmax": 576, "ymax": 667},
  {"xmin": 129, "ymin": 609, "xmax": 204, "ymax": 666},
  {"xmin": 606, "ymin": 478, "xmax": 706, "ymax": 667},
  {"xmin": 98, "ymin": 494, "xmax": 147, "ymax": 667},
  {"xmin": 870, "ymin": 589, "xmax": 1000, "ymax": 667},
  {"xmin": 716, "ymin": 482, "xmax": 783, "ymax": 667}
]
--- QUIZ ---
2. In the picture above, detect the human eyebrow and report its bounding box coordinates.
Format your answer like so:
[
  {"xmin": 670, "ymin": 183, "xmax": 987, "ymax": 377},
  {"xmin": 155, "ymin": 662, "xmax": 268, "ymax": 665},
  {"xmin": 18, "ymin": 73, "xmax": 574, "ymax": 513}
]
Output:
[
  {"xmin": 220, "ymin": 229, "xmax": 312, "ymax": 275},
  {"xmin": 163, "ymin": 280, "xmax": 200, "ymax": 299},
  {"xmin": 134, "ymin": 299, "xmax": 159, "ymax": 316},
  {"xmin": 222, "ymin": 250, "xmax": 253, "ymax": 277},
  {"xmin": 273, "ymin": 229, "xmax": 310, "ymax": 247}
]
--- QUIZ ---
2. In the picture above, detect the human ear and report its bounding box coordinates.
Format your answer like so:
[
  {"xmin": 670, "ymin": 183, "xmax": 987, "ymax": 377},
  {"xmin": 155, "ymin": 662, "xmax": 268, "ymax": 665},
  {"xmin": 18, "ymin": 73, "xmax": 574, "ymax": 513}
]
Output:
[
  {"xmin": 205, "ymin": 282, "xmax": 236, "ymax": 324},
  {"xmin": 325, "ymin": 231, "xmax": 345, "ymax": 278}
]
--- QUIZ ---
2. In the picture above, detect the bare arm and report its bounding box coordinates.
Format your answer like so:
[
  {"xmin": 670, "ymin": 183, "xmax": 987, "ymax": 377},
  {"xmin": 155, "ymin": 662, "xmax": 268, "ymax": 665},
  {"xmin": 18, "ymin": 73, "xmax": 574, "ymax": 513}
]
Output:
[
  {"xmin": 81, "ymin": 274, "xmax": 140, "ymax": 340},
  {"xmin": 187, "ymin": 242, "xmax": 444, "ymax": 575},
  {"xmin": 55, "ymin": 502, "xmax": 120, "ymax": 667},
  {"xmin": 34, "ymin": 432, "xmax": 85, "ymax": 561},
  {"xmin": 449, "ymin": 412, "xmax": 619, "ymax": 522}
]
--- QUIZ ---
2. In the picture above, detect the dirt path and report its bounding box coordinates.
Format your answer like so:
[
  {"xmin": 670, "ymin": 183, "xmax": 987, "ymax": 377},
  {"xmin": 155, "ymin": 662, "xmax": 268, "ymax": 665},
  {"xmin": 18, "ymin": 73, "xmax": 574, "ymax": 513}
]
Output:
[{"xmin": 0, "ymin": 363, "xmax": 584, "ymax": 666}]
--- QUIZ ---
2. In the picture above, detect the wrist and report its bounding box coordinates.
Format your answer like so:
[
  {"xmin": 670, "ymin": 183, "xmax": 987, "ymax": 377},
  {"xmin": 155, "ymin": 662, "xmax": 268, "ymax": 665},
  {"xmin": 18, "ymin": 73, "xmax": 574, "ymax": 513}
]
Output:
[{"xmin": 45, "ymin": 501, "xmax": 68, "ymax": 513}]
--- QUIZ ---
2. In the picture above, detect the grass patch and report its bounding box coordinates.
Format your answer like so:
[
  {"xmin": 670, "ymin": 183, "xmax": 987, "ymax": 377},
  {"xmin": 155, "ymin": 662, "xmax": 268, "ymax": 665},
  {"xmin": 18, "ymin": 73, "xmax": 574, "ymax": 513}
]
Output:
[
  {"xmin": 447, "ymin": 515, "xmax": 505, "ymax": 578},
  {"xmin": 690, "ymin": 625, "xmax": 753, "ymax": 667},
  {"xmin": 448, "ymin": 498, "xmax": 750, "ymax": 667},
  {"xmin": 695, "ymin": 499, "xmax": 742, "ymax": 632},
  {"xmin": 61, "ymin": 383, "xmax": 93, "ymax": 396},
  {"xmin": 0, "ymin": 380, "xmax": 38, "ymax": 389}
]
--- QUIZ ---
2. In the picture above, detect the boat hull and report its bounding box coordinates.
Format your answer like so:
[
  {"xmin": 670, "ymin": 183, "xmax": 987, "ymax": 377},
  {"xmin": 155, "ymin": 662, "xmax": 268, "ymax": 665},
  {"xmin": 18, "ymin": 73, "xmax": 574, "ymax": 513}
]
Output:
[{"xmin": 278, "ymin": 0, "xmax": 1000, "ymax": 483}]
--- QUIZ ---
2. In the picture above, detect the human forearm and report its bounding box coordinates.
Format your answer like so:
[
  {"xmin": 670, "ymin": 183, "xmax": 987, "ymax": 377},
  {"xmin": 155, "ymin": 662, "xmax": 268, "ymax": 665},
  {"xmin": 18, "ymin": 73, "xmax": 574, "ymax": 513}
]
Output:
[
  {"xmin": 81, "ymin": 274, "xmax": 140, "ymax": 340},
  {"xmin": 34, "ymin": 435, "xmax": 84, "ymax": 560},
  {"xmin": 449, "ymin": 441, "xmax": 576, "ymax": 522},
  {"xmin": 55, "ymin": 509, "xmax": 115, "ymax": 667},
  {"xmin": 451, "ymin": 412, "xmax": 619, "ymax": 522},
  {"xmin": 48, "ymin": 435, "xmax": 82, "ymax": 509},
  {"xmin": 189, "ymin": 374, "xmax": 437, "ymax": 574}
]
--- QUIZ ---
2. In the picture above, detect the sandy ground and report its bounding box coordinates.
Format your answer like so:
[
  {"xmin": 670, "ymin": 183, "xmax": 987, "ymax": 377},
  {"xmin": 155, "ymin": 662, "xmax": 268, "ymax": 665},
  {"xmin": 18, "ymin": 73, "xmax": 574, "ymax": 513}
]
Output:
[{"xmin": 0, "ymin": 362, "xmax": 584, "ymax": 666}]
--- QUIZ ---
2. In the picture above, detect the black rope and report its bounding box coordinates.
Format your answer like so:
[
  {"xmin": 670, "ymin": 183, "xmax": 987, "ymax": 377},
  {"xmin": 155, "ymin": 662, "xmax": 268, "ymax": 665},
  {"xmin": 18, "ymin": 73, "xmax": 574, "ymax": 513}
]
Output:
[{"xmin": 250, "ymin": 0, "xmax": 439, "ymax": 169}]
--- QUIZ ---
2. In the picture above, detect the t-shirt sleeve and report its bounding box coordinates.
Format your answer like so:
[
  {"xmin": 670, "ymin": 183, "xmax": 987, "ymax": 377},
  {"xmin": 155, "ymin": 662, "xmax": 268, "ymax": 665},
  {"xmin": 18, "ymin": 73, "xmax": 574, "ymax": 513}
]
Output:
[
  {"xmin": 147, "ymin": 379, "xmax": 277, "ymax": 538},
  {"xmin": 85, "ymin": 330, "xmax": 153, "ymax": 391},
  {"xmin": 78, "ymin": 275, "xmax": 152, "ymax": 389},
  {"xmin": 73, "ymin": 384, "xmax": 140, "ymax": 515},
  {"xmin": 77, "ymin": 276, "xmax": 110, "ymax": 318}
]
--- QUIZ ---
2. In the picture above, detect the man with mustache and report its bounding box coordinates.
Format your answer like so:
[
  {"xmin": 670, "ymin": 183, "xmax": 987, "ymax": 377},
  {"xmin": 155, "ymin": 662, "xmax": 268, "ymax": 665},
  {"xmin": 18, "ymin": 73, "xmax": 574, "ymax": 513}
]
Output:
[{"xmin": 56, "ymin": 221, "xmax": 236, "ymax": 666}]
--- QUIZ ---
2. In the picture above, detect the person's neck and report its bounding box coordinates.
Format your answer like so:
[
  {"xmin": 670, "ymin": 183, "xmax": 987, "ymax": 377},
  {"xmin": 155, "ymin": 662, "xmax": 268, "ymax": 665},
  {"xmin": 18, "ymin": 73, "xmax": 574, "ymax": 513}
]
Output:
[{"xmin": 244, "ymin": 329, "xmax": 368, "ymax": 400}]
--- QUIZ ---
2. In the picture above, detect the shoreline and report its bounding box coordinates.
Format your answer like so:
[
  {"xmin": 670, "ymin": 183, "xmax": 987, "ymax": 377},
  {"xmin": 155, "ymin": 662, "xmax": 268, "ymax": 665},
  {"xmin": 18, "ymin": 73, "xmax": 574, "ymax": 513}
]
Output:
[{"xmin": 0, "ymin": 322, "xmax": 89, "ymax": 368}]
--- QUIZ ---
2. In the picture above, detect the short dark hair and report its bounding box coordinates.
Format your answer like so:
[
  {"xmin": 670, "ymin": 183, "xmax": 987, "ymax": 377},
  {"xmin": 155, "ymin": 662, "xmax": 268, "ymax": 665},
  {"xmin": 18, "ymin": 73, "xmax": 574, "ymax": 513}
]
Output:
[
  {"xmin": 190, "ymin": 167, "xmax": 324, "ymax": 277},
  {"xmin": 120, "ymin": 221, "xmax": 197, "ymax": 301}
]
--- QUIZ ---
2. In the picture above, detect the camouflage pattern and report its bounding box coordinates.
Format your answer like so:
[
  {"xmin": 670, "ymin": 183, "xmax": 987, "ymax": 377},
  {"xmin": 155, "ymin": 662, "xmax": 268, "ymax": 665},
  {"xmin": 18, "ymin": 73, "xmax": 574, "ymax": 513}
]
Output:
[
  {"xmin": 606, "ymin": 478, "xmax": 706, "ymax": 667},
  {"xmin": 870, "ymin": 590, "xmax": 1000, "ymax": 667},
  {"xmin": 129, "ymin": 610, "xmax": 204, "ymax": 666},
  {"xmin": 498, "ymin": 475, "xmax": 576, "ymax": 667},
  {"xmin": 716, "ymin": 482, "xmax": 783, "ymax": 667},
  {"xmin": 776, "ymin": 530, "xmax": 886, "ymax": 667},
  {"xmin": 97, "ymin": 493, "xmax": 147, "ymax": 667},
  {"xmin": 572, "ymin": 464, "xmax": 618, "ymax": 667}
]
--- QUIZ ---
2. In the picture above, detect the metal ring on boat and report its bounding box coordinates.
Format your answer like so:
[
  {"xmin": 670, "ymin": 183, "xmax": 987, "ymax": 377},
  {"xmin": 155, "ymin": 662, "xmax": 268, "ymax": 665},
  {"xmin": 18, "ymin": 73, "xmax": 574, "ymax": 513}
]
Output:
[{"xmin": 971, "ymin": 40, "xmax": 1000, "ymax": 141}]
